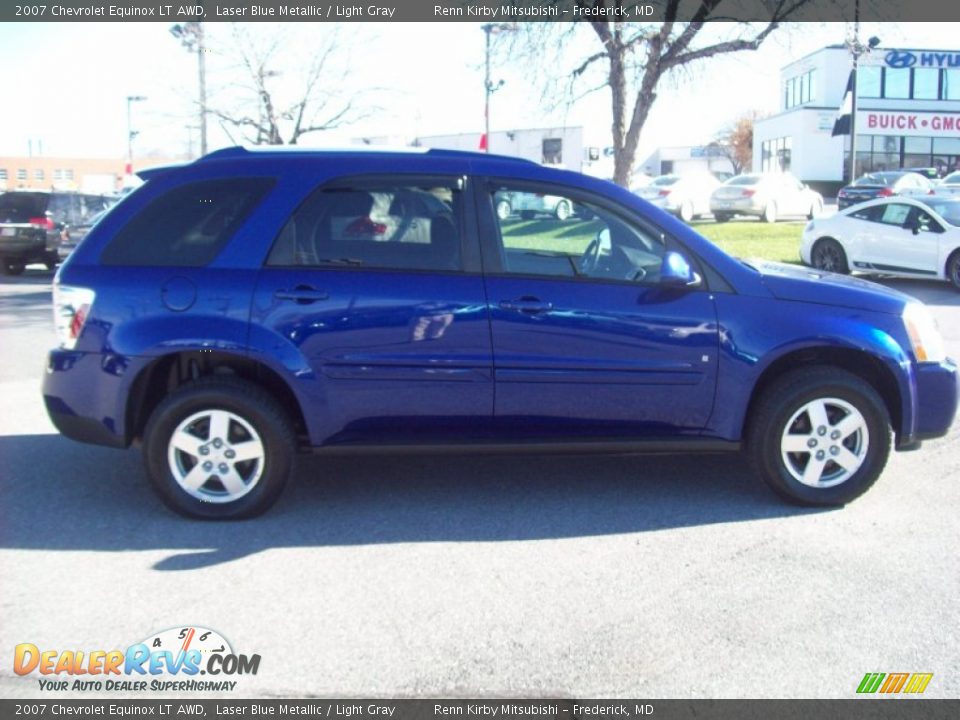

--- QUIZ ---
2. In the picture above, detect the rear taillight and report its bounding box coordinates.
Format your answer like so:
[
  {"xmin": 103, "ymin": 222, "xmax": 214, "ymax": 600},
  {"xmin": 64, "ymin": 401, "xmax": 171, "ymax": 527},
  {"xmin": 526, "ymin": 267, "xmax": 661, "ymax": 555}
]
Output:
[
  {"xmin": 838, "ymin": 190, "xmax": 848, "ymax": 198},
  {"xmin": 29, "ymin": 216, "xmax": 55, "ymax": 230},
  {"xmin": 53, "ymin": 284, "xmax": 95, "ymax": 350},
  {"xmin": 658, "ymin": 189, "xmax": 671, "ymax": 197},
  {"xmin": 345, "ymin": 216, "xmax": 387, "ymax": 236},
  {"xmin": 878, "ymin": 188, "xmax": 894, "ymax": 197},
  {"xmin": 742, "ymin": 189, "xmax": 756, "ymax": 197}
]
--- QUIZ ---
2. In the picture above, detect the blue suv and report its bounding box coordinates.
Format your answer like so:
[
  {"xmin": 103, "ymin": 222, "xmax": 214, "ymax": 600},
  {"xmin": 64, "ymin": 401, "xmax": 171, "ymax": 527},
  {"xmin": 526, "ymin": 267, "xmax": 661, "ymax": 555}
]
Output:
[{"xmin": 43, "ymin": 147, "xmax": 958, "ymax": 518}]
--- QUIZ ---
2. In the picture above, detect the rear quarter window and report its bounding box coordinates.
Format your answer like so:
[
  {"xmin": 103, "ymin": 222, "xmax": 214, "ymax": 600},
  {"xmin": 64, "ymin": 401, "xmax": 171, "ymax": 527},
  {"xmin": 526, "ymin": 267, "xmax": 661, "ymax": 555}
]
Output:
[{"xmin": 100, "ymin": 178, "xmax": 274, "ymax": 266}]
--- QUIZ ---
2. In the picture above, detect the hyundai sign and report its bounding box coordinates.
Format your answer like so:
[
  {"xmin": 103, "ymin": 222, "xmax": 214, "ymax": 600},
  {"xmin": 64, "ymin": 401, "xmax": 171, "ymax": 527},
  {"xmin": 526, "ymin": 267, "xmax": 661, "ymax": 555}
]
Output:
[{"xmin": 874, "ymin": 49, "xmax": 960, "ymax": 69}]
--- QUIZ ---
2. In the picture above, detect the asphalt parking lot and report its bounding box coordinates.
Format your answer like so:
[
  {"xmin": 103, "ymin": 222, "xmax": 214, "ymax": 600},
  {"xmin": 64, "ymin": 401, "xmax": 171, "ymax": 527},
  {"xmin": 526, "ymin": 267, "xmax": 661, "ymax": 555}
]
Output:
[{"xmin": 0, "ymin": 266, "xmax": 957, "ymax": 699}]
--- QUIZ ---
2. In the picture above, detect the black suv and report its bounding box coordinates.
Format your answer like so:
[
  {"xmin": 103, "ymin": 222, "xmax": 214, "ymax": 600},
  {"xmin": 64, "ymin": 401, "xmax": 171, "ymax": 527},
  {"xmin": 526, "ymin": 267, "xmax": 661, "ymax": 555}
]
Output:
[{"xmin": 0, "ymin": 190, "xmax": 116, "ymax": 275}]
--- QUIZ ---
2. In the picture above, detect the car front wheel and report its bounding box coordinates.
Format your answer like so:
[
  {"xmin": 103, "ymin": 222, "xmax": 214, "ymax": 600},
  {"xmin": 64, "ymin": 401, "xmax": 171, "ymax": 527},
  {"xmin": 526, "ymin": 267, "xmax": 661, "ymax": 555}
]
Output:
[
  {"xmin": 495, "ymin": 199, "xmax": 511, "ymax": 220},
  {"xmin": 143, "ymin": 377, "xmax": 295, "ymax": 519},
  {"xmin": 3, "ymin": 260, "xmax": 25, "ymax": 276},
  {"xmin": 678, "ymin": 200, "xmax": 694, "ymax": 223},
  {"xmin": 811, "ymin": 238, "xmax": 849, "ymax": 274},
  {"xmin": 748, "ymin": 367, "xmax": 891, "ymax": 506},
  {"xmin": 947, "ymin": 250, "xmax": 960, "ymax": 291},
  {"xmin": 762, "ymin": 202, "xmax": 778, "ymax": 223}
]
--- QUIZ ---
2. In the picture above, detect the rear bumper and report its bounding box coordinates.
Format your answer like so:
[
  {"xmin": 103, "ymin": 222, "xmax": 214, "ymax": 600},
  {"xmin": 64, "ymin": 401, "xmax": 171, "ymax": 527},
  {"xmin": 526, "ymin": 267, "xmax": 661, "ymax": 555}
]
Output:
[{"xmin": 43, "ymin": 349, "xmax": 132, "ymax": 449}]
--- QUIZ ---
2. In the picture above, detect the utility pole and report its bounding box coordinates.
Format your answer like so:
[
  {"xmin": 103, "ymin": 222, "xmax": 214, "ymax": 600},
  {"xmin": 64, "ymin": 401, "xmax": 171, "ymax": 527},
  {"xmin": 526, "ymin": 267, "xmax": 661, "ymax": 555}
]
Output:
[
  {"xmin": 171, "ymin": 22, "xmax": 208, "ymax": 156},
  {"xmin": 126, "ymin": 95, "xmax": 147, "ymax": 177},
  {"xmin": 482, "ymin": 23, "xmax": 513, "ymax": 153},
  {"xmin": 845, "ymin": 0, "xmax": 880, "ymax": 182}
]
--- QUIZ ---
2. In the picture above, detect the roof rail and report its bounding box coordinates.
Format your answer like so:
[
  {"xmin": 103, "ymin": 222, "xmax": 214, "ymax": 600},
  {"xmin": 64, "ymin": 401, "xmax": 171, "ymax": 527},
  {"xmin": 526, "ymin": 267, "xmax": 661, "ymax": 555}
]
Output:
[{"xmin": 192, "ymin": 145, "xmax": 537, "ymax": 165}]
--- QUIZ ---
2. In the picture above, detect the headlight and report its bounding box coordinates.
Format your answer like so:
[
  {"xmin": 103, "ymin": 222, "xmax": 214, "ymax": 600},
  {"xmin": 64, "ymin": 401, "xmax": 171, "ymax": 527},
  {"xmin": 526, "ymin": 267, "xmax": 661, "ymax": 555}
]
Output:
[{"xmin": 902, "ymin": 302, "xmax": 946, "ymax": 363}]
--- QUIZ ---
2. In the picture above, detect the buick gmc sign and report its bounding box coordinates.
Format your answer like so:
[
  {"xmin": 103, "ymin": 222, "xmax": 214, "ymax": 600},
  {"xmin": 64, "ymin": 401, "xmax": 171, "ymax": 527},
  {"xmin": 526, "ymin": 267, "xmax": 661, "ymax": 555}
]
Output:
[{"xmin": 856, "ymin": 110, "xmax": 960, "ymax": 137}]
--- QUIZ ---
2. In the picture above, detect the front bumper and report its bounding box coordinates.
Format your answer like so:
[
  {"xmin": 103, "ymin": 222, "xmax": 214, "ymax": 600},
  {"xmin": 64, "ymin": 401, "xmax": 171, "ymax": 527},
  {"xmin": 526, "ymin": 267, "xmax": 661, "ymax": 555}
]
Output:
[{"xmin": 912, "ymin": 358, "xmax": 960, "ymax": 441}]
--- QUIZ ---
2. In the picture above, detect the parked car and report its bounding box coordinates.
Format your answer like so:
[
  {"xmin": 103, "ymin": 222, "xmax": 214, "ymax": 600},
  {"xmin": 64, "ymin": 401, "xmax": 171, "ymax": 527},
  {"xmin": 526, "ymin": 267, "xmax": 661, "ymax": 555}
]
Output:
[
  {"xmin": 57, "ymin": 206, "xmax": 115, "ymax": 261},
  {"xmin": 801, "ymin": 196, "xmax": 960, "ymax": 289},
  {"xmin": 508, "ymin": 191, "xmax": 576, "ymax": 220},
  {"xmin": 709, "ymin": 172, "xmax": 823, "ymax": 223},
  {"xmin": 836, "ymin": 171, "xmax": 935, "ymax": 210},
  {"xmin": 45, "ymin": 146, "xmax": 957, "ymax": 518},
  {"xmin": 933, "ymin": 171, "xmax": 960, "ymax": 198},
  {"xmin": 634, "ymin": 173, "xmax": 720, "ymax": 223},
  {"xmin": 0, "ymin": 190, "xmax": 116, "ymax": 275}
]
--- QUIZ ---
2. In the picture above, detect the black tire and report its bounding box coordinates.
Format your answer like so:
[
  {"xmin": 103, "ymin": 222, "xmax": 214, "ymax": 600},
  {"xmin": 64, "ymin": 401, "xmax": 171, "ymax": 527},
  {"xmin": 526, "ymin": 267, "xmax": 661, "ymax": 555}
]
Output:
[
  {"xmin": 947, "ymin": 250, "xmax": 960, "ymax": 291},
  {"xmin": 45, "ymin": 253, "xmax": 59, "ymax": 271},
  {"xmin": 143, "ymin": 377, "xmax": 295, "ymax": 519},
  {"xmin": 520, "ymin": 210, "xmax": 536, "ymax": 220},
  {"xmin": 747, "ymin": 367, "xmax": 891, "ymax": 506},
  {"xmin": 762, "ymin": 202, "xmax": 778, "ymax": 224},
  {"xmin": 713, "ymin": 213, "xmax": 731, "ymax": 223},
  {"xmin": 678, "ymin": 200, "xmax": 694, "ymax": 223},
  {"xmin": 3, "ymin": 261, "xmax": 25, "ymax": 276},
  {"xmin": 811, "ymin": 237, "xmax": 850, "ymax": 274}
]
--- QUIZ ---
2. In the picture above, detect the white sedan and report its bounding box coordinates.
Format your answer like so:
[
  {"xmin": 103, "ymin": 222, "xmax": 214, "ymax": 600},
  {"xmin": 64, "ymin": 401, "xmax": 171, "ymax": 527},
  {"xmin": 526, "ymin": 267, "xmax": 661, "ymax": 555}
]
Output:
[{"xmin": 800, "ymin": 196, "xmax": 960, "ymax": 290}]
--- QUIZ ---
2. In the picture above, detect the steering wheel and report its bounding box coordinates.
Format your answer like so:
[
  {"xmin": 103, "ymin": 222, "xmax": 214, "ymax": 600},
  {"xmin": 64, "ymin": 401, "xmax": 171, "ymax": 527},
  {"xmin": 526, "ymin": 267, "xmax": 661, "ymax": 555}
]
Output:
[{"xmin": 579, "ymin": 237, "xmax": 602, "ymax": 275}]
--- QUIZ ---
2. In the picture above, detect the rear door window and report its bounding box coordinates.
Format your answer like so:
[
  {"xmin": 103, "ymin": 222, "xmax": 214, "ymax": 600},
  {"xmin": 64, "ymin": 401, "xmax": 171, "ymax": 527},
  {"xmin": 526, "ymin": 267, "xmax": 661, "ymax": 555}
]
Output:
[
  {"xmin": 266, "ymin": 179, "xmax": 464, "ymax": 272},
  {"xmin": 100, "ymin": 178, "xmax": 274, "ymax": 266}
]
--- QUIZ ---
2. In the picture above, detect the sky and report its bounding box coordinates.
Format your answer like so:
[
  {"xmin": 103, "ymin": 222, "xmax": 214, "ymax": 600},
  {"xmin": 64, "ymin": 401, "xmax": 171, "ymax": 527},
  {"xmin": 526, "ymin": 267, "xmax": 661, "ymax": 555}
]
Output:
[{"xmin": 0, "ymin": 21, "xmax": 956, "ymax": 165}]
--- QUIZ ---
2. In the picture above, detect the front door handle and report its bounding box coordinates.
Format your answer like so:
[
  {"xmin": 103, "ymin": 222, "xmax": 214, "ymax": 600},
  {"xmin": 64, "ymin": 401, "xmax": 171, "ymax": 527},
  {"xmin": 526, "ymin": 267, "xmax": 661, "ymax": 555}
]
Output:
[
  {"xmin": 499, "ymin": 297, "xmax": 553, "ymax": 314},
  {"xmin": 274, "ymin": 285, "xmax": 330, "ymax": 304}
]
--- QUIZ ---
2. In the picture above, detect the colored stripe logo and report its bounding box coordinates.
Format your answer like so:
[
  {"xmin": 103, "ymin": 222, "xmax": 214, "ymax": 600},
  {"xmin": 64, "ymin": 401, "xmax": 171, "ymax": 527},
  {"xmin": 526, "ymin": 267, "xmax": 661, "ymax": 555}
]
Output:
[{"xmin": 857, "ymin": 672, "xmax": 933, "ymax": 694}]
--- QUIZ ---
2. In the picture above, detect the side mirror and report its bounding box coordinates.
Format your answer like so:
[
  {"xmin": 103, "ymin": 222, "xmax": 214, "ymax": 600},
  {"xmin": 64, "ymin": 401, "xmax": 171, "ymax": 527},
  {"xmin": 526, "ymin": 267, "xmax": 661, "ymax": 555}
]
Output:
[{"xmin": 660, "ymin": 251, "xmax": 702, "ymax": 287}]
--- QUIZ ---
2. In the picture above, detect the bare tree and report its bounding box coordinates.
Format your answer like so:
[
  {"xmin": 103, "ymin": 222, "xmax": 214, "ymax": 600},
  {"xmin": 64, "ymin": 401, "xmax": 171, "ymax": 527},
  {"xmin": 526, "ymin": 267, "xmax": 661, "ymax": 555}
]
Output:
[
  {"xmin": 711, "ymin": 112, "xmax": 761, "ymax": 175},
  {"xmin": 210, "ymin": 25, "xmax": 373, "ymax": 145},
  {"xmin": 512, "ymin": 2, "xmax": 815, "ymax": 186}
]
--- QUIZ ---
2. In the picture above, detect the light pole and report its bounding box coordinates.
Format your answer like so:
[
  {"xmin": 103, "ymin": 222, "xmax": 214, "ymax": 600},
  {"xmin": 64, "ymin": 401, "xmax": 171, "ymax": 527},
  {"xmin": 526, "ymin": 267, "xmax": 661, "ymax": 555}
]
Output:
[
  {"xmin": 844, "ymin": 1, "xmax": 880, "ymax": 182},
  {"xmin": 171, "ymin": 22, "xmax": 208, "ymax": 156},
  {"xmin": 126, "ymin": 95, "xmax": 147, "ymax": 177},
  {"xmin": 482, "ymin": 23, "xmax": 513, "ymax": 153}
]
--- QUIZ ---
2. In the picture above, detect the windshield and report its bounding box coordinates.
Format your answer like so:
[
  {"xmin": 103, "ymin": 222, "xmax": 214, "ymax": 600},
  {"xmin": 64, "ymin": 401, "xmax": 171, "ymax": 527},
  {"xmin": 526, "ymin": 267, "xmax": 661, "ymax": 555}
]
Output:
[
  {"xmin": 921, "ymin": 199, "xmax": 960, "ymax": 226},
  {"xmin": 0, "ymin": 192, "xmax": 49, "ymax": 222},
  {"xmin": 942, "ymin": 171, "xmax": 960, "ymax": 185},
  {"xmin": 727, "ymin": 175, "xmax": 760, "ymax": 186},
  {"xmin": 853, "ymin": 172, "xmax": 900, "ymax": 187}
]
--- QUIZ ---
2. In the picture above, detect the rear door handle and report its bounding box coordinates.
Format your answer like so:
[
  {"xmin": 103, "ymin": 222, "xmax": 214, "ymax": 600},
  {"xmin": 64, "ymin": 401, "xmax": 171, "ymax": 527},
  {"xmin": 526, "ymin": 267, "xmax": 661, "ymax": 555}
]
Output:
[
  {"xmin": 274, "ymin": 286, "xmax": 330, "ymax": 304},
  {"xmin": 499, "ymin": 297, "xmax": 553, "ymax": 314}
]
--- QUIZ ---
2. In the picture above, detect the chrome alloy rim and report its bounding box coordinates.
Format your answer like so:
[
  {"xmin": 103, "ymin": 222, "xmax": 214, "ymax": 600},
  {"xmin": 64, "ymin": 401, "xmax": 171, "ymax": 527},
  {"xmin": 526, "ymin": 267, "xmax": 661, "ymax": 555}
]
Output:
[
  {"xmin": 167, "ymin": 409, "xmax": 265, "ymax": 503},
  {"xmin": 780, "ymin": 397, "xmax": 869, "ymax": 488}
]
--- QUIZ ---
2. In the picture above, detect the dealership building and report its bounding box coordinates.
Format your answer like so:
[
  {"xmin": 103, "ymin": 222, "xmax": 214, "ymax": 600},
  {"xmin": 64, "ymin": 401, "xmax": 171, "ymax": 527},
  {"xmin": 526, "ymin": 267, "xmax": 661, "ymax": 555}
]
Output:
[{"xmin": 753, "ymin": 45, "xmax": 960, "ymax": 186}]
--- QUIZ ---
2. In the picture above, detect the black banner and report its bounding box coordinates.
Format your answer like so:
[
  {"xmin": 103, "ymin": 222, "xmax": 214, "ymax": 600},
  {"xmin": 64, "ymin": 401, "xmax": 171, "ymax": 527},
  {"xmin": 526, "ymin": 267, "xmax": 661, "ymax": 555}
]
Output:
[
  {"xmin": 1, "ymin": 700, "xmax": 959, "ymax": 719},
  {"xmin": 3, "ymin": 0, "xmax": 960, "ymax": 23}
]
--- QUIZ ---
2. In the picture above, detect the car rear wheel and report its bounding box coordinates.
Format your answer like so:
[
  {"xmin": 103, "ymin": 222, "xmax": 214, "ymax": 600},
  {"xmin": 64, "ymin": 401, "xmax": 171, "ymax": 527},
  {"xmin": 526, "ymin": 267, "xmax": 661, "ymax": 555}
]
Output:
[
  {"xmin": 762, "ymin": 202, "xmax": 778, "ymax": 223},
  {"xmin": 811, "ymin": 238, "xmax": 849, "ymax": 274},
  {"xmin": 554, "ymin": 201, "xmax": 572, "ymax": 221},
  {"xmin": 495, "ymin": 199, "xmax": 512, "ymax": 220},
  {"xmin": 713, "ymin": 213, "xmax": 731, "ymax": 223},
  {"xmin": 678, "ymin": 200, "xmax": 694, "ymax": 223},
  {"xmin": 747, "ymin": 367, "xmax": 891, "ymax": 506},
  {"xmin": 143, "ymin": 377, "xmax": 295, "ymax": 519},
  {"xmin": 947, "ymin": 250, "xmax": 960, "ymax": 291},
  {"xmin": 2, "ymin": 261, "xmax": 25, "ymax": 276}
]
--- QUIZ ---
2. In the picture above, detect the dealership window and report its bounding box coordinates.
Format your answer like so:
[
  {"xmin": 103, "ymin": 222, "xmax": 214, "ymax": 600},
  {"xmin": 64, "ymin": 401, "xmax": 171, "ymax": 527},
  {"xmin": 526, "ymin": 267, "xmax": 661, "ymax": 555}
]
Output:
[
  {"xmin": 945, "ymin": 69, "xmax": 960, "ymax": 101},
  {"xmin": 884, "ymin": 68, "xmax": 911, "ymax": 99},
  {"xmin": 16, "ymin": 169, "xmax": 27, "ymax": 181},
  {"xmin": 847, "ymin": 134, "xmax": 960, "ymax": 177},
  {"xmin": 761, "ymin": 137, "xmax": 792, "ymax": 172},
  {"xmin": 783, "ymin": 70, "xmax": 816, "ymax": 109},
  {"xmin": 34, "ymin": 169, "xmax": 44, "ymax": 181},
  {"xmin": 542, "ymin": 138, "xmax": 562, "ymax": 165},
  {"xmin": 903, "ymin": 136, "xmax": 933, "ymax": 170},
  {"xmin": 913, "ymin": 68, "xmax": 940, "ymax": 100},
  {"xmin": 0, "ymin": 169, "xmax": 8, "ymax": 181},
  {"xmin": 858, "ymin": 66, "xmax": 882, "ymax": 98}
]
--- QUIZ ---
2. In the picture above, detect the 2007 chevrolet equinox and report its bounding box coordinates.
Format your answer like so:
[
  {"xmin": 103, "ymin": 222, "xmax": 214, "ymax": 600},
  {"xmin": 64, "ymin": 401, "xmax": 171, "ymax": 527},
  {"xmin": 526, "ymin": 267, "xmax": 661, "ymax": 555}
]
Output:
[{"xmin": 43, "ymin": 147, "xmax": 959, "ymax": 518}]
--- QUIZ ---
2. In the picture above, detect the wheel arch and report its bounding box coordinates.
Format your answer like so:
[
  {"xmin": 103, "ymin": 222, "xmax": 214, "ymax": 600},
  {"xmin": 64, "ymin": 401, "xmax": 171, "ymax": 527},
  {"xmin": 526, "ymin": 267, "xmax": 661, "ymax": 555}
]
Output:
[
  {"xmin": 742, "ymin": 346, "xmax": 905, "ymax": 444},
  {"xmin": 125, "ymin": 350, "xmax": 309, "ymax": 448}
]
